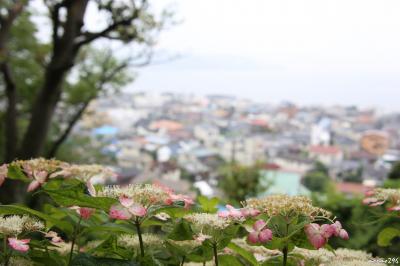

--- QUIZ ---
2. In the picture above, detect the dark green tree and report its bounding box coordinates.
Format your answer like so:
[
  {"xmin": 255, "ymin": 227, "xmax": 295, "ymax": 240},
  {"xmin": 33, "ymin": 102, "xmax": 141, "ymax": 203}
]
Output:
[
  {"xmin": 388, "ymin": 161, "xmax": 400, "ymax": 180},
  {"xmin": 302, "ymin": 162, "xmax": 330, "ymax": 192},
  {"xmin": 219, "ymin": 162, "xmax": 265, "ymax": 204},
  {"xmin": 0, "ymin": 0, "xmax": 170, "ymax": 203}
]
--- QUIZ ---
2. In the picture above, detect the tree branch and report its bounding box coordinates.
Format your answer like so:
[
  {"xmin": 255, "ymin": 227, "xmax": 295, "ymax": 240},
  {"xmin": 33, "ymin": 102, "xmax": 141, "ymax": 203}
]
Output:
[
  {"xmin": 46, "ymin": 57, "xmax": 129, "ymax": 158},
  {"xmin": 75, "ymin": 11, "xmax": 139, "ymax": 47},
  {"xmin": 46, "ymin": 101, "xmax": 90, "ymax": 158}
]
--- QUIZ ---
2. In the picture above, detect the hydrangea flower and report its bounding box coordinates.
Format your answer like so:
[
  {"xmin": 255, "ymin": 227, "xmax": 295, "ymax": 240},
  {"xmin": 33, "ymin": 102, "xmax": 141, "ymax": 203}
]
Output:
[
  {"xmin": 101, "ymin": 183, "xmax": 192, "ymax": 221},
  {"xmin": 304, "ymin": 222, "xmax": 349, "ymax": 249},
  {"xmin": 247, "ymin": 220, "xmax": 273, "ymax": 244},
  {"xmin": 363, "ymin": 188, "xmax": 400, "ymax": 212},
  {"xmin": 8, "ymin": 238, "xmax": 30, "ymax": 252}
]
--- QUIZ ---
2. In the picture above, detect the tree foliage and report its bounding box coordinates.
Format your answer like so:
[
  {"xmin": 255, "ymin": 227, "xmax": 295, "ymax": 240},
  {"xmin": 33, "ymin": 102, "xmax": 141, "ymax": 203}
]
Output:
[
  {"xmin": 388, "ymin": 161, "xmax": 400, "ymax": 180},
  {"xmin": 0, "ymin": 0, "xmax": 170, "ymax": 203},
  {"xmin": 302, "ymin": 162, "xmax": 330, "ymax": 193},
  {"xmin": 218, "ymin": 162, "xmax": 265, "ymax": 204}
]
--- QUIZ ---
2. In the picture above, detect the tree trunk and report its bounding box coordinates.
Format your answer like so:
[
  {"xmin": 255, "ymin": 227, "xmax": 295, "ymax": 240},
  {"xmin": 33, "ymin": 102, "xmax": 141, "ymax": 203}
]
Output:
[
  {"xmin": 0, "ymin": 0, "xmax": 89, "ymax": 204},
  {"xmin": 18, "ymin": 68, "xmax": 66, "ymax": 158},
  {"xmin": 18, "ymin": 0, "xmax": 89, "ymax": 159}
]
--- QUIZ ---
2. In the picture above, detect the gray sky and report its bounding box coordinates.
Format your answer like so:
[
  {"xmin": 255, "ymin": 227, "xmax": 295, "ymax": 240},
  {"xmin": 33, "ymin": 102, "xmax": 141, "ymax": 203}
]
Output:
[{"xmin": 129, "ymin": 0, "xmax": 400, "ymax": 111}]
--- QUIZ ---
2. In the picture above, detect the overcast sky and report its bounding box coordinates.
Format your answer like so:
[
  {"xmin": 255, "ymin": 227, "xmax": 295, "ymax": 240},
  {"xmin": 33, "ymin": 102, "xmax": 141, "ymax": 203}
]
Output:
[{"xmin": 126, "ymin": 0, "xmax": 400, "ymax": 111}]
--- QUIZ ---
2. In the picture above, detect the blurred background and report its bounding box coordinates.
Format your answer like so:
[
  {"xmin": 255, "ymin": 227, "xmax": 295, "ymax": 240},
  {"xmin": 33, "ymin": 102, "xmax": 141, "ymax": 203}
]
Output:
[{"xmin": 1, "ymin": 0, "xmax": 400, "ymax": 257}]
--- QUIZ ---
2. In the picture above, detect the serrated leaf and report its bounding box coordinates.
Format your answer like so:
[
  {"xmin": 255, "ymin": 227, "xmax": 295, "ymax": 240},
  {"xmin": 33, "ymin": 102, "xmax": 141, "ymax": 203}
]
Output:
[
  {"xmin": 167, "ymin": 220, "xmax": 194, "ymax": 240},
  {"xmin": 198, "ymin": 196, "xmax": 219, "ymax": 213}
]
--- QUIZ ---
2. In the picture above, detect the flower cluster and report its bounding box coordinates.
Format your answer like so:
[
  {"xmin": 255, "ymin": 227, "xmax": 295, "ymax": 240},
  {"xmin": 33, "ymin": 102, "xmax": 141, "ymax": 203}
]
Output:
[
  {"xmin": 218, "ymin": 204, "xmax": 260, "ymax": 220},
  {"xmin": 243, "ymin": 195, "xmax": 332, "ymax": 219},
  {"xmin": 100, "ymin": 183, "xmax": 193, "ymax": 221},
  {"xmin": 0, "ymin": 215, "xmax": 45, "ymax": 253},
  {"xmin": 184, "ymin": 212, "xmax": 237, "ymax": 242},
  {"xmin": 0, "ymin": 159, "xmax": 116, "ymax": 193},
  {"xmin": 304, "ymin": 221, "xmax": 349, "ymax": 249},
  {"xmin": 51, "ymin": 164, "xmax": 116, "ymax": 183},
  {"xmin": 293, "ymin": 247, "xmax": 386, "ymax": 266},
  {"xmin": 118, "ymin": 233, "xmax": 164, "ymax": 249},
  {"xmin": 363, "ymin": 188, "xmax": 400, "ymax": 211},
  {"xmin": 247, "ymin": 220, "xmax": 273, "ymax": 244},
  {"xmin": 0, "ymin": 215, "xmax": 44, "ymax": 236},
  {"xmin": 184, "ymin": 213, "xmax": 231, "ymax": 231}
]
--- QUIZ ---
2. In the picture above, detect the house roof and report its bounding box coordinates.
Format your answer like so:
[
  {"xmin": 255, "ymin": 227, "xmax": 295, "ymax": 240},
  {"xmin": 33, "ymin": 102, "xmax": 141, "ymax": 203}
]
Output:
[
  {"xmin": 150, "ymin": 120, "xmax": 183, "ymax": 131},
  {"xmin": 309, "ymin": 145, "xmax": 342, "ymax": 155},
  {"xmin": 335, "ymin": 182, "xmax": 368, "ymax": 195}
]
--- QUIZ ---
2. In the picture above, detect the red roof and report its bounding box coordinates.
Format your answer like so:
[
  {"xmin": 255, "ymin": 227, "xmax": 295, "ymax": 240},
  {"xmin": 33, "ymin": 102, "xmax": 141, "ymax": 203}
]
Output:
[
  {"xmin": 249, "ymin": 119, "xmax": 269, "ymax": 127},
  {"xmin": 150, "ymin": 120, "xmax": 183, "ymax": 131},
  {"xmin": 263, "ymin": 163, "xmax": 281, "ymax": 170},
  {"xmin": 309, "ymin": 145, "xmax": 341, "ymax": 155},
  {"xmin": 336, "ymin": 182, "xmax": 368, "ymax": 195}
]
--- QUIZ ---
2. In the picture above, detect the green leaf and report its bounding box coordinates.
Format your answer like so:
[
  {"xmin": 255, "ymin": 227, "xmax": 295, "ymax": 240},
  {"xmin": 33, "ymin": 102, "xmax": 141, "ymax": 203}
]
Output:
[
  {"xmin": 71, "ymin": 253, "xmax": 138, "ymax": 266},
  {"xmin": 186, "ymin": 245, "xmax": 213, "ymax": 262},
  {"xmin": 218, "ymin": 255, "xmax": 243, "ymax": 266},
  {"xmin": 167, "ymin": 220, "xmax": 194, "ymax": 240},
  {"xmin": 0, "ymin": 205, "xmax": 73, "ymax": 234},
  {"xmin": 6, "ymin": 164, "xmax": 29, "ymax": 182},
  {"xmin": 198, "ymin": 196, "xmax": 219, "ymax": 213},
  {"xmin": 42, "ymin": 179, "xmax": 116, "ymax": 211},
  {"xmin": 227, "ymin": 242, "xmax": 258, "ymax": 266},
  {"xmin": 83, "ymin": 223, "xmax": 135, "ymax": 235},
  {"xmin": 377, "ymin": 227, "xmax": 400, "ymax": 247}
]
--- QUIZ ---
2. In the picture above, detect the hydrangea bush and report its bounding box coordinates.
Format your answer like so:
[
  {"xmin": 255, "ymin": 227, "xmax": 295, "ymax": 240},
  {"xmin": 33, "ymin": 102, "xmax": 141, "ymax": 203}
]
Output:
[
  {"xmin": 363, "ymin": 188, "xmax": 400, "ymax": 249},
  {"xmin": 0, "ymin": 159, "xmax": 383, "ymax": 266}
]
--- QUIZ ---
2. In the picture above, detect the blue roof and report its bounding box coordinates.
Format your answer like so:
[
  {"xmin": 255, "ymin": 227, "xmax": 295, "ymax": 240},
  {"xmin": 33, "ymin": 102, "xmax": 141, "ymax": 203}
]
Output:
[{"xmin": 92, "ymin": 125, "xmax": 118, "ymax": 135}]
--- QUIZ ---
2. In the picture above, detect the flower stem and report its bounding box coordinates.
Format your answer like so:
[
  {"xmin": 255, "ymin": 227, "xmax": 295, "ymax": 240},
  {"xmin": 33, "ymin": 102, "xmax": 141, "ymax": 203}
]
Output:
[
  {"xmin": 282, "ymin": 220, "xmax": 289, "ymax": 266},
  {"xmin": 180, "ymin": 256, "xmax": 186, "ymax": 266},
  {"xmin": 135, "ymin": 221, "xmax": 144, "ymax": 257},
  {"xmin": 3, "ymin": 236, "xmax": 11, "ymax": 266},
  {"xmin": 68, "ymin": 216, "xmax": 82, "ymax": 266},
  {"xmin": 212, "ymin": 243, "xmax": 219, "ymax": 266},
  {"xmin": 282, "ymin": 245, "xmax": 288, "ymax": 266}
]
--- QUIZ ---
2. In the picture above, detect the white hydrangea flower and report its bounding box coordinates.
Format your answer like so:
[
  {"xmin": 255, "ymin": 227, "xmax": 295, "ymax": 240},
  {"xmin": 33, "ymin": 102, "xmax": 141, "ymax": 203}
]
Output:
[{"xmin": 0, "ymin": 215, "xmax": 44, "ymax": 236}]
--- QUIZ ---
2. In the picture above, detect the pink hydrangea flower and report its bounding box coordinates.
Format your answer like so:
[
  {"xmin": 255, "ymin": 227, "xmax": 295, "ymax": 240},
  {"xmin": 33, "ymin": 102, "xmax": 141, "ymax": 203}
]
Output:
[
  {"xmin": 165, "ymin": 193, "xmax": 194, "ymax": 209},
  {"xmin": 119, "ymin": 195, "xmax": 134, "ymax": 208},
  {"xmin": 240, "ymin": 208, "xmax": 260, "ymax": 218},
  {"xmin": 364, "ymin": 190, "xmax": 375, "ymax": 197},
  {"xmin": 27, "ymin": 170, "xmax": 48, "ymax": 192},
  {"xmin": 8, "ymin": 238, "xmax": 30, "ymax": 252},
  {"xmin": 195, "ymin": 233, "xmax": 212, "ymax": 243},
  {"xmin": 304, "ymin": 223, "xmax": 328, "ymax": 249},
  {"xmin": 362, "ymin": 197, "xmax": 385, "ymax": 206},
  {"xmin": 247, "ymin": 220, "xmax": 273, "ymax": 244},
  {"xmin": 79, "ymin": 207, "xmax": 95, "ymax": 220},
  {"xmin": 129, "ymin": 204, "xmax": 147, "ymax": 217},
  {"xmin": 155, "ymin": 181, "xmax": 194, "ymax": 209},
  {"xmin": 109, "ymin": 204, "xmax": 132, "ymax": 220},
  {"xmin": 0, "ymin": 164, "xmax": 7, "ymax": 187},
  {"xmin": 70, "ymin": 206, "xmax": 95, "ymax": 220},
  {"xmin": 218, "ymin": 205, "xmax": 243, "ymax": 219},
  {"xmin": 330, "ymin": 221, "xmax": 349, "ymax": 240},
  {"xmin": 388, "ymin": 205, "xmax": 400, "ymax": 212}
]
